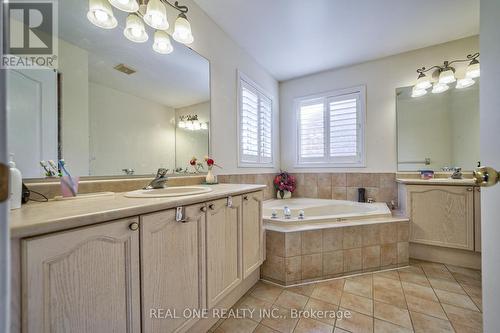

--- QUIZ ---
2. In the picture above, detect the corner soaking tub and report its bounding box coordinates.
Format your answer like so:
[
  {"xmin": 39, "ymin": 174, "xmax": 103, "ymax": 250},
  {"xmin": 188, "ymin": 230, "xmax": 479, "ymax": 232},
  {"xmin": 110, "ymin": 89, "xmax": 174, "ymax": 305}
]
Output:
[{"xmin": 263, "ymin": 198, "xmax": 401, "ymax": 232}]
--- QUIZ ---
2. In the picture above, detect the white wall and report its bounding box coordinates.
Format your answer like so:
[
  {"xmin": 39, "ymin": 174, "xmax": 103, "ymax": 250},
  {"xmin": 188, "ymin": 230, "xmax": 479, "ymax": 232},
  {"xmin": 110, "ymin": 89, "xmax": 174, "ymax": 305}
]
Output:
[
  {"xmin": 480, "ymin": 0, "xmax": 500, "ymax": 331},
  {"xmin": 59, "ymin": 39, "xmax": 90, "ymax": 176},
  {"xmin": 89, "ymin": 82, "xmax": 176, "ymax": 176},
  {"xmin": 175, "ymin": 101, "xmax": 210, "ymax": 169},
  {"xmin": 280, "ymin": 36, "xmax": 479, "ymax": 173},
  {"xmin": 164, "ymin": 0, "xmax": 280, "ymax": 175}
]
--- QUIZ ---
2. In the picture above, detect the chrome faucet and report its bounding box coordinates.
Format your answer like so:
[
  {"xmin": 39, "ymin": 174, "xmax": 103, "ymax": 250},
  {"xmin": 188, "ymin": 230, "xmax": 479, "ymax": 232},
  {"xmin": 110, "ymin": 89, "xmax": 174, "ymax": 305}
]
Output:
[{"xmin": 144, "ymin": 168, "xmax": 169, "ymax": 189}]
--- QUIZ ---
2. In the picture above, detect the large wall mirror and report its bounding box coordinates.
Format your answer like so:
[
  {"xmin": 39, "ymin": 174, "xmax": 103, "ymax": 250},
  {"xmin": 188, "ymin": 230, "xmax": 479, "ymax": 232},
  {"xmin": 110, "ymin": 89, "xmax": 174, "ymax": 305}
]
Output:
[
  {"xmin": 6, "ymin": 0, "xmax": 210, "ymax": 179},
  {"xmin": 396, "ymin": 81, "xmax": 479, "ymax": 171}
]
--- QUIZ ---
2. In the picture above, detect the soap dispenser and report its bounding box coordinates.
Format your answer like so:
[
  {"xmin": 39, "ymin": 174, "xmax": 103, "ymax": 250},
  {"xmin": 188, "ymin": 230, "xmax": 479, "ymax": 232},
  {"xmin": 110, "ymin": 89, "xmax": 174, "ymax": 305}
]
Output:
[{"xmin": 8, "ymin": 154, "xmax": 22, "ymax": 210}]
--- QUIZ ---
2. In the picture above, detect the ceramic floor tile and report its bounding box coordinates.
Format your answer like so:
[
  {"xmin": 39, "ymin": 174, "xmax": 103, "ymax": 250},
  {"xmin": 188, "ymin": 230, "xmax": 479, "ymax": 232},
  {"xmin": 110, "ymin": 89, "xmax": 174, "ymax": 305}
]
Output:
[
  {"xmin": 254, "ymin": 324, "xmax": 280, "ymax": 333},
  {"xmin": 442, "ymin": 303, "xmax": 483, "ymax": 330},
  {"xmin": 275, "ymin": 290, "xmax": 309, "ymax": 310},
  {"xmin": 434, "ymin": 289, "xmax": 480, "ymax": 311},
  {"xmin": 398, "ymin": 271, "xmax": 431, "ymax": 287},
  {"xmin": 214, "ymin": 317, "xmax": 259, "ymax": 333},
  {"xmin": 333, "ymin": 328, "xmax": 350, "ymax": 333},
  {"xmin": 446, "ymin": 265, "xmax": 481, "ymax": 280},
  {"xmin": 401, "ymin": 282, "xmax": 438, "ymax": 302},
  {"xmin": 261, "ymin": 306, "xmax": 299, "ymax": 333},
  {"xmin": 335, "ymin": 308, "xmax": 374, "ymax": 333},
  {"xmin": 373, "ymin": 270, "xmax": 400, "ymax": 281},
  {"xmin": 398, "ymin": 265, "xmax": 425, "ymax": 275},
  {"xmin": 303, "ymin": 297, "xmax": 339, "ymax": 326},
  {"xmin": 373, "ymin": 300, "xmax": 412, "ymax": 329},
  {"xmin": 373, "ymin": 319, "xmax": 414, "ymax": 333},
  {"xmin": 252, "ymin": 282, "xmax": 284, "ymax": 303},
  {"xmin": 404, "ymin": 294, "xmax": 447, "ymax": 320},
  {"xmin": 234, "ymin": 295, "xmax": 273, "ymax": 322},
  {"xmin": 422, "ymin": 266, "xmax": 455, "ymax": 281},
  {"xmin": 373, "ymin": 275, "xmax": 402, "ymax": 290},
  {"xmin": 428, "ymin": 277, "xmax": 466, "ymax": 295},
  {"xmin": 373, "ymin": 285, "xmax": 407, "ymax": 309},
  {"xmin": 310, "ymin": 280, "xmax": 344, "ymax": 305},
  {"xmin": 344, "ymin": 276, "xmax": 373, "ymax": 298},
  {"xmin": 293, "ymin": 318, "xmax": 333, "ymax": 333},
  {"xmin": 451, "ymin": 322, "xmax": 483, "ymax": 333},
  {"xmin": 410, "ymin": 311, "xmax": 455, "ymax": 333},
  {"xmin": 340, "ymin": 292, "xmax": 373, "ymax": 316},
  {"xmin": 286, "ymin": 284, "xmax": 316, "ymax": 297}
]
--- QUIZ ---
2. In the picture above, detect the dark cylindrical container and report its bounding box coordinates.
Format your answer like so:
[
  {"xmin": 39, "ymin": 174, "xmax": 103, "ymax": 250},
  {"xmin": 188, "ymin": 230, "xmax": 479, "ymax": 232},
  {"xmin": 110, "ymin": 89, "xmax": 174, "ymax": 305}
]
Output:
[{"xmin": 358, "ymin": 188, "xmax": 366, "ymax": 203}]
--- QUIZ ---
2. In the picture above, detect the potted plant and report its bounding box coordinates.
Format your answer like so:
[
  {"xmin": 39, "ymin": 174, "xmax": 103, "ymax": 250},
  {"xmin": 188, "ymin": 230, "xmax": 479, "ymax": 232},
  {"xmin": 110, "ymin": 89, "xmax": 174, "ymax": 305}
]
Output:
[{"xmin": 274, "ymin": 171, "xmax": 296, "ymax": 199}]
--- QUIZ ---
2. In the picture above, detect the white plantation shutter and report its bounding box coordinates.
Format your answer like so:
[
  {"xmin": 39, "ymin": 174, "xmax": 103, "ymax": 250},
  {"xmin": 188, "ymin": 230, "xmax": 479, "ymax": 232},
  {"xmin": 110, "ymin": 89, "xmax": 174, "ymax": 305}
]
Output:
[
  {"xmin": 239, "ymin": 73, "xmax": 273, "ymax": 165},
  {"xmin": 297, "ymin": 88, "xmax": 365, "ymax": 166}
]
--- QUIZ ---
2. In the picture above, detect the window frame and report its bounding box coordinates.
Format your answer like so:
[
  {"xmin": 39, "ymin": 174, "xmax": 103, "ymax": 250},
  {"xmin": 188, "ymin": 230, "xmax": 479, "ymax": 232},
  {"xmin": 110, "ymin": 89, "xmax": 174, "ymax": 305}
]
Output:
[
  {"xmin": 237, "ymin": 70, "xmax": 275, "ymax": 168},
  {"xmin": 294, "ymin": 85, "xmax": 366, "ymax": 168}
]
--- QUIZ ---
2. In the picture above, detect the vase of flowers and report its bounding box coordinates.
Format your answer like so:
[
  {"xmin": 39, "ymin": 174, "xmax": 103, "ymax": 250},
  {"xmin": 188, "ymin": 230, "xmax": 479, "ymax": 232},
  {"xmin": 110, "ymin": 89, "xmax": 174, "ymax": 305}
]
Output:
[
  {"xmin": 274, "ymin": 171, "xmax": 296, "ymax": 199},
  {"xmin": 204, "ymin": 156, "xmax": 221, "ymax": 184}
]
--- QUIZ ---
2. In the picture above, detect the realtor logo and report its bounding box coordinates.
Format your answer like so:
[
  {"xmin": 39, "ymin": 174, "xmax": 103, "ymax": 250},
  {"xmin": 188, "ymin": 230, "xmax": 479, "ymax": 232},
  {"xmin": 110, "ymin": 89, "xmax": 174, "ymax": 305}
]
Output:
[{"xmin": 2, "ymin": 0, "xmax": 58, "ymax": 69}]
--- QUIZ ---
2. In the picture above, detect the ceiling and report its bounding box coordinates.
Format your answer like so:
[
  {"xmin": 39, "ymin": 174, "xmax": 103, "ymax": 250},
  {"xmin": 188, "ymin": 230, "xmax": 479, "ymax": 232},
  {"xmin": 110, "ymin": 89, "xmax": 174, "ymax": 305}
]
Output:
[
  {"xmin": 59, "ymin": 0, "xmax": 209, "ymax": 108},
  {"xmin": 194, "ymin": 0, "xmax": 480, "ymax": 81}
]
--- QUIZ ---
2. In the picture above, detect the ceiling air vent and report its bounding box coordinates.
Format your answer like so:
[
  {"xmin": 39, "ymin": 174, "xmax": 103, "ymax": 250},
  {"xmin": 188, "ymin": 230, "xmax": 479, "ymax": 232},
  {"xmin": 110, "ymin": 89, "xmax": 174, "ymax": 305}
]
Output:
[{"xmin": 114, "ymin": 64, "xmax": 136, "ymax": 75}]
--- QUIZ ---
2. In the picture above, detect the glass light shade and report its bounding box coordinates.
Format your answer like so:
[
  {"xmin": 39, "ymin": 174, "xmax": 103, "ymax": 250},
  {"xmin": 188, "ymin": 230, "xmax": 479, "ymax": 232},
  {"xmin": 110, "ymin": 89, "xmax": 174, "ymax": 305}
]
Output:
[
  {"xmin": 124, "ymin": 14, "xmax": 148, "ymax": 43},
  {"xmin": 172, "ymin": 14, "xmax": 194, "ymax": 44},
  {"xmin": 201, "ymin": 122, "xmax": 208, "ymax": 130},
  {"xmin": 456, "ymin": 78, "xmax": 476, "ymax": 89},
  {"xmin": 143, "ymin": 0, "xmax": 169, "ymax": 30},
  {"xmin": 193, "ymin": 122, "xmax": 201, "ymax": 131},
  {"xmin": 415, "ymin": 74, "xmax": 432, "ymax": 90},
  {"xmin": 438, "ymin": 68, "xmax": 456, "ymax": 84},
  {"xmin": 411, "ymin": 87, "xmax": 427, "ymax": 98},
  {"xmin": 87, "ymin": 0, "xmax": 117, "ymax": 29},
  {"xmin": 432, "ymin": 83, "xmax": 449, "ymax": 94},
  {"xmin": 108, "ymin": 0, "xmax": 139, "ymax": 13},
  {"xmin": 153, "ymin": 31, "xmax": 173, "ymax": 54},
  {"xmin": 178, "ymin": 120, "xmax": 186, "ymax": 128},
  {"xmin": 186, "ymin": 122, "xmax": 194, "ymax": 130},
  {"xmin": 466, "ymin": 62, "xmax": 480, "ymax": 79}
]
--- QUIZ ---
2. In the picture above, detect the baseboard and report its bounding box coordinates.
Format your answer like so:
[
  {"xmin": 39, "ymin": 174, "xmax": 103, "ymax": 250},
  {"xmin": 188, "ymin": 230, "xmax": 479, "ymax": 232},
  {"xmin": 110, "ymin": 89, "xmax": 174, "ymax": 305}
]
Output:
[{"xmin": 410, "ymin": 242, "xmax": 481, "ymax": 269}]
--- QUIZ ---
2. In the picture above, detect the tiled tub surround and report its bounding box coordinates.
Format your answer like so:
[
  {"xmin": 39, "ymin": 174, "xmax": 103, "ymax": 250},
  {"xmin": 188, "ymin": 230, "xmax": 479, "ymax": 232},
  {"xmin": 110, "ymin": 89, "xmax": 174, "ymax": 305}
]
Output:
[
  {"xmin": 218, "ymin": 172, "xmax": 398, "ymax": 205},
  {"xmin": 262, "ymin": 221, "xmax": 410, "ymax": 286}
]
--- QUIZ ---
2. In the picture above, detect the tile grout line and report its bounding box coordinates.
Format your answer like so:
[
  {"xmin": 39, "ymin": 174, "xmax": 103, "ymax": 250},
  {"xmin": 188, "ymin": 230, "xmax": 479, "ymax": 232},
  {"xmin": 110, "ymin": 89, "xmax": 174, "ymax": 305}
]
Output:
[{"xmin": 396, "ymin": 268, "xmax": 416, "ymax": 332}]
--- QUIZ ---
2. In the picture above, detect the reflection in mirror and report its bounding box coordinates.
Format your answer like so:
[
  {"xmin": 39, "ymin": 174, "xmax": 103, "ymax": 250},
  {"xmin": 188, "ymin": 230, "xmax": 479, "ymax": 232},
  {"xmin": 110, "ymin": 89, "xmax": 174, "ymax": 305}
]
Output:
[
  {"xmin": 397, "ymin": 80, "xmax": 479, "ymax": 171},
  {"xmin": 6, "ymin": 0, "xmax": 209, "ymax": 179}
]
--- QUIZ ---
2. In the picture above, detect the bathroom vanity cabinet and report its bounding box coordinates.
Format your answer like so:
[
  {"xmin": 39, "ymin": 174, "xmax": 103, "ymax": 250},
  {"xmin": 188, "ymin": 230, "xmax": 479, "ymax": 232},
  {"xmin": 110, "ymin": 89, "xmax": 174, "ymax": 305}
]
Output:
[
  {"xmin": 398, "ymin": 182, "xmax": 481, "ymax": 268},
  {"xmin": 10, "ymin": 186, "xmax": 264, "ymax": 333}
]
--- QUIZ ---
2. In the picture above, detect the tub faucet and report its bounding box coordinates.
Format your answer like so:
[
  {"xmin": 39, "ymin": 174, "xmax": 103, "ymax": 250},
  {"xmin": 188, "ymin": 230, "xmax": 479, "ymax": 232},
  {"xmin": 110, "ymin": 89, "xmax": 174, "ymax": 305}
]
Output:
[
  {"xmin": 283, "ymin": 206, "xmax": 292, "ymax": 219},
  {"xmin": 144, "ymin": 168, "xmax": 169, "ymax": 189}
]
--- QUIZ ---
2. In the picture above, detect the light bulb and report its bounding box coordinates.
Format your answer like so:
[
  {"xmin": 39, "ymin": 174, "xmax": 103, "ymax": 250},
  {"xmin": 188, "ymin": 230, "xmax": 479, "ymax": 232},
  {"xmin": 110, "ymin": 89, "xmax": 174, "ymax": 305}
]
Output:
[
  {"xmin": 186, "ymin": 122, "xmax": 194, "ymax": 130},
  {"xmin": 124, "ymin": 14, "xmax": 148, "ymax": 43},
  {"xmin": 456, "ymin": 78, "xmax": 475, "ymax": 89},
  {"xmin": 466, "ymin": 60, "xmax": 480, "ymax": 79},
  {"xmin": 193, "ymin": 122, "xmax": 201, "ymax": 131},
  {"xmin": 109, "ymin": 0, "xmax": 139, "ymax": 12},
  {"xmin": 153, "ymin": 30, "xmax": 173, "ymax": 54},
  {"xmin": 143, "ymin": 0, "xmax": 169, "ymax": 30},
  {"xmin": 87, "ymin": 0, "xmax": 117, "ymax": 29},
  {"xmin": 173, "ymin": 13, "xmax": 194, "ymax": 44},
  {"xmin": 178, "ymin": 121, "xmax": 186, "ymax": 128},
  {"xmin": 438, "ymin": 68, "xmax": 456, "ymax": 84},
  {"xmin": 201, "ymin": 122, "xmax": 208, "ymax": 130},
  {"xmin": 415, "ymin": 73, "xmax": 432, "ymax": 90},
  {"xmin": 432, "ymin": 83, "xmax": 449, "ymax": 94},
  {"xmin": 411, "ymin": 87, "xmax": 427, "ymax": 98}
]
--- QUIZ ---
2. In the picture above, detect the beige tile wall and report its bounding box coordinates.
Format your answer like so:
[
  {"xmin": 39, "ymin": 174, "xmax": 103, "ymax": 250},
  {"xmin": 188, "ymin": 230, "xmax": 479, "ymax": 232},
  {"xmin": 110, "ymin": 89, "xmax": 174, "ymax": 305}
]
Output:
[
  {"xmin": 262, "ymin": 222, "xmax": 410, "ymax": 286},
  {"xmin": 218, "ymin": 172, "xmax": 398, "ymax": 205}
]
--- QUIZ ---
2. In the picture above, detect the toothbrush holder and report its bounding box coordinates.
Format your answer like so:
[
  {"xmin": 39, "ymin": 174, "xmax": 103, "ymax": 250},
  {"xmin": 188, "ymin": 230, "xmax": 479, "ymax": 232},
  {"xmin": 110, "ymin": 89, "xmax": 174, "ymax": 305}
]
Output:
[{"xmin": 60, "ymin": 176, "xmax": 79, "ymax": 197}]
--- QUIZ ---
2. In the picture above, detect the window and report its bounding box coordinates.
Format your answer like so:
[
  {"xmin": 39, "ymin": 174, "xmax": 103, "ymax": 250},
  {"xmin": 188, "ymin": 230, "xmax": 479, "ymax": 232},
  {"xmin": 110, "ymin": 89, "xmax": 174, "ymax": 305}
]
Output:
[
  {"xmin": 296, "ymin": 86, "xmax": 365, "ymax": 167},
  {"xmin": 238, "ymin": 72, "xmax": 273, "ymax": 166}
]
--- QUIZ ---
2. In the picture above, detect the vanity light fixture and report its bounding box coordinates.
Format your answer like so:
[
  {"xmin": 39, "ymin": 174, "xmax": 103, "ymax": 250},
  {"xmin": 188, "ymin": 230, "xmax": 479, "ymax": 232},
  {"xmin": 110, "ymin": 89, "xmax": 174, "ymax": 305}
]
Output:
[
  {"xmin": 87, "ymin": 0, "xmax": 118, "ymax": 29},
  {"xmin": 87, "ymin": 0, "xmax": 194, "ymax": 54},
  {"xmin": 412, "ymin": 53, "xmax": 480, "ymax": 97},
  {"xmin": 178, "ymin": 114, "xmax": 208, "ymax": 131}
]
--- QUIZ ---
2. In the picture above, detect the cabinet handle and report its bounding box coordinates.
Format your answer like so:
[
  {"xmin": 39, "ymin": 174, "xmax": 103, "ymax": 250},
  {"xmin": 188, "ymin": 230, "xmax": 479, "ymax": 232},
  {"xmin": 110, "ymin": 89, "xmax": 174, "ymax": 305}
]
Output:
[
  {"xmin": 200, "ymin": 206, "xmax": 207, "ymax": 212},
  {"xmin": 243, "ymin": 196, "xmax": 249, "ymax": 201},
  {"xmin": 467, "ymin": 188, "xmax": 473, "ymax": 192},
  {"xmin": 209, "ymin": 204, "xmax": 215, "ymax": 210},
  {"xmin": 129, "ymin": 222, "xmax": 139, "ymax": 231}
]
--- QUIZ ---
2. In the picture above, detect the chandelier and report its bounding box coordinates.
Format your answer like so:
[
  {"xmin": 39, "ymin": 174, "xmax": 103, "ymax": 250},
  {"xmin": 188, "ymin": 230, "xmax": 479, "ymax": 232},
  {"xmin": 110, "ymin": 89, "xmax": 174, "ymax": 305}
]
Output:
[
  {"xmin": 87, "ymin": 0, "xmax": 194, "ymax": 55},
  {"xmin": 178, "ymin": 115, "xmax": 208, "ymax": 131},
  {"xmin": 411, "ymin": 53, "xmax": 480, "ymax": 98}
]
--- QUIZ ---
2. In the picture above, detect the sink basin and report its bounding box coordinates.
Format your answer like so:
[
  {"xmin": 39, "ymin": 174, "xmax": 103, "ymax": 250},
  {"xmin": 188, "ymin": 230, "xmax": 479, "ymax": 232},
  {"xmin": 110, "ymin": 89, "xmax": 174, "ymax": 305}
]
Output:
[{"xmin": 125, "ymin": 186, "xmax": 213, "ymax": 198}]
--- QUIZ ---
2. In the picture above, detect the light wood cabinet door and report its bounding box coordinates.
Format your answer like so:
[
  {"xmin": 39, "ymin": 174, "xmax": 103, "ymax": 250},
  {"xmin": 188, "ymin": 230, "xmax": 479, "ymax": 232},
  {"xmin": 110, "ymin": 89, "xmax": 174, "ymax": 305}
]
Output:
[
  {"xmin": 206, "ymin": 196, "xmax": 242, "ymax": 308},
  {"xmin": 408, "ymin": 185, "xmax": 474, "ymax": 250},
  {"xmin": 141, "ymin": 203, "xmax": 206, "ymax": 333},
  {"xmin": 242, "ymin": 191, "xmax": 263, "ymax": 279},
  {"xmin": 22, "ymin": 217, "xmax": 141, "ymax": 333}
]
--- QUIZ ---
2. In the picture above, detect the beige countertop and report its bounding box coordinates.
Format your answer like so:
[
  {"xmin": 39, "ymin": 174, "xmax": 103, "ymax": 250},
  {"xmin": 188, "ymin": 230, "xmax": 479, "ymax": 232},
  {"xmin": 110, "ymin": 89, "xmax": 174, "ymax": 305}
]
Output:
[
  {"xmin": 10, "ymin": 184, "xmax": 266, "ymax": 238},
  {"xmin": 396, "ymin": 178, "xmax": 476, "ymax": 186}
]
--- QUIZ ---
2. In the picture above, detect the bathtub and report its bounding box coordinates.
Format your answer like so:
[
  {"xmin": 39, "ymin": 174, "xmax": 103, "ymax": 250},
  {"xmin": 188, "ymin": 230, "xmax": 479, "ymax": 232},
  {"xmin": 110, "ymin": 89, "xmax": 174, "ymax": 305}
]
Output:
[{"xmin": 264, "ymin": 198, "xmax": 400, "ymax": 232}]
